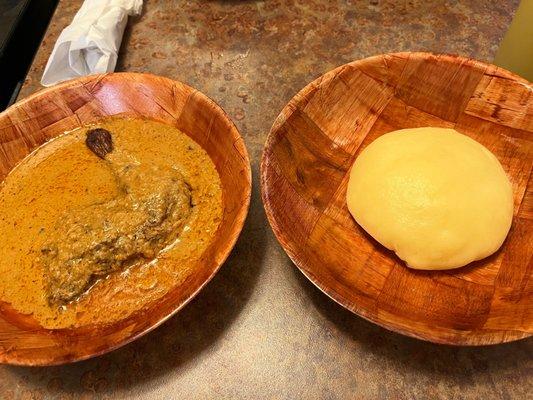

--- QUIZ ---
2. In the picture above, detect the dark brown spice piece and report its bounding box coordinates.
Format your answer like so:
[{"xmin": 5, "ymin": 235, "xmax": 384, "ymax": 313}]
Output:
[{"xmin": 86, "ymin": 128, "xmax": 113, "ymax": 159}]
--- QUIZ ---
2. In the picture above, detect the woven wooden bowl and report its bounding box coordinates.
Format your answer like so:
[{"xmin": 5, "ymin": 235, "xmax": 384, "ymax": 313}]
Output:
[
  {"xmin": 261, "ymin": 52, "xmax": 532, "ymax": 345},
  {"xmin": 0, "ymin": 73, "xmax": 251, "ymax": 365}
]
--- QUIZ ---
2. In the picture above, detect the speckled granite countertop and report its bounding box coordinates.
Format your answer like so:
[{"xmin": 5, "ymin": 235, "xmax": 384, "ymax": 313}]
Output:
[{"xmin": 3, "ymin": 0, "xmax": 532, "ymax": 399}]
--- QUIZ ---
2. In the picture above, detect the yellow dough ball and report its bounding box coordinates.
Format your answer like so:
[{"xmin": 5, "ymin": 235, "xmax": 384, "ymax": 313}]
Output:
[{"xmin": 346, "ymin": 127, "xmax": 514, "ymax": 270}]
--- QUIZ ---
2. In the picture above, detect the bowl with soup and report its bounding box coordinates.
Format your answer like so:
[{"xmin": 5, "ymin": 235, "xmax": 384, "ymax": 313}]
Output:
[{"xmin": 0, "ymin": 72, "xmax": 251, "ymax": 365}]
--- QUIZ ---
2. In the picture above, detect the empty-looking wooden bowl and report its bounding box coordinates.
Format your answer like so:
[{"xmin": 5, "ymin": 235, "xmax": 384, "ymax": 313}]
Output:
[
  {"xmin": 261, "ymin": 52, "xmax": 532, "ymax": 345},
  {"xmin": 0, "ymin": 73, "xmax": 251, "ymax": 365}
]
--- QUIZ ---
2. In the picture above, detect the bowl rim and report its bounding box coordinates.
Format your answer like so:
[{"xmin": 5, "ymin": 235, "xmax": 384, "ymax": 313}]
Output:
[
  {"xmin": 260, "ymin": 51, "xmax": 532, "ymax": 346},
  {"xmin": 0, "ymin": 72, "xmax": 252, "ymax": 365}
]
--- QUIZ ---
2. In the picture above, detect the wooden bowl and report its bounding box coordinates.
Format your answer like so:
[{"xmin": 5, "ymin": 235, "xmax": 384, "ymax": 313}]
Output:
[
  {"xmin": 0, "ymin": 73, "xmax": 251, "ymax": 365},
  {"xmin": 261, "ymin": 52, "xmax": 532, "ymax": 345}
]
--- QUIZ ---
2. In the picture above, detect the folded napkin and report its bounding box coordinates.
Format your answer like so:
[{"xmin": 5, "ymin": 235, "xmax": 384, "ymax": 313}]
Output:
[{"xmin": 41, "ymin": 0, "xmax": 143, "ymax": 86}]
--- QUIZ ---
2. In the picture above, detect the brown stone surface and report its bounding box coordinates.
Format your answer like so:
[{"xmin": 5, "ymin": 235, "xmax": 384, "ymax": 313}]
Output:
[{"xmin": 4, "ymin": 0, "xmax": 532, "ymax": 398}]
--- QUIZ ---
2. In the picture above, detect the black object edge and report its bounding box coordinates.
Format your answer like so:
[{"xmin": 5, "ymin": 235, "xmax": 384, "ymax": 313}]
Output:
[{"xmin": 0, "ymin": 0, "xmax": 59, "ymax": 111}]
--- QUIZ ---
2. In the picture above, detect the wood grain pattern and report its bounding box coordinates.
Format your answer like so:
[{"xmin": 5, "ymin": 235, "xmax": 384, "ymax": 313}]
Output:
[
  {"xmin": 0, "ymin": 73, "xmax": 251, "ymax": 365},
  {"xmin": 261, "ymin": 52, "xmax": 532, "ymax": 345}
]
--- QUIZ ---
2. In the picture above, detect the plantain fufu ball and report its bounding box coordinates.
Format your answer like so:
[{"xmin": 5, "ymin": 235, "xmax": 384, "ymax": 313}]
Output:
[{"xmin": 346, "ymin": 127, "xmax": 513, "ymax": 270}]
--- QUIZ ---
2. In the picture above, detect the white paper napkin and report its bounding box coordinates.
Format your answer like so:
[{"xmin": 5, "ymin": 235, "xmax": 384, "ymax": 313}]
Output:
[{"xmin": 41, "ymin": 0, "xmax": 143, "ymax": 86}]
